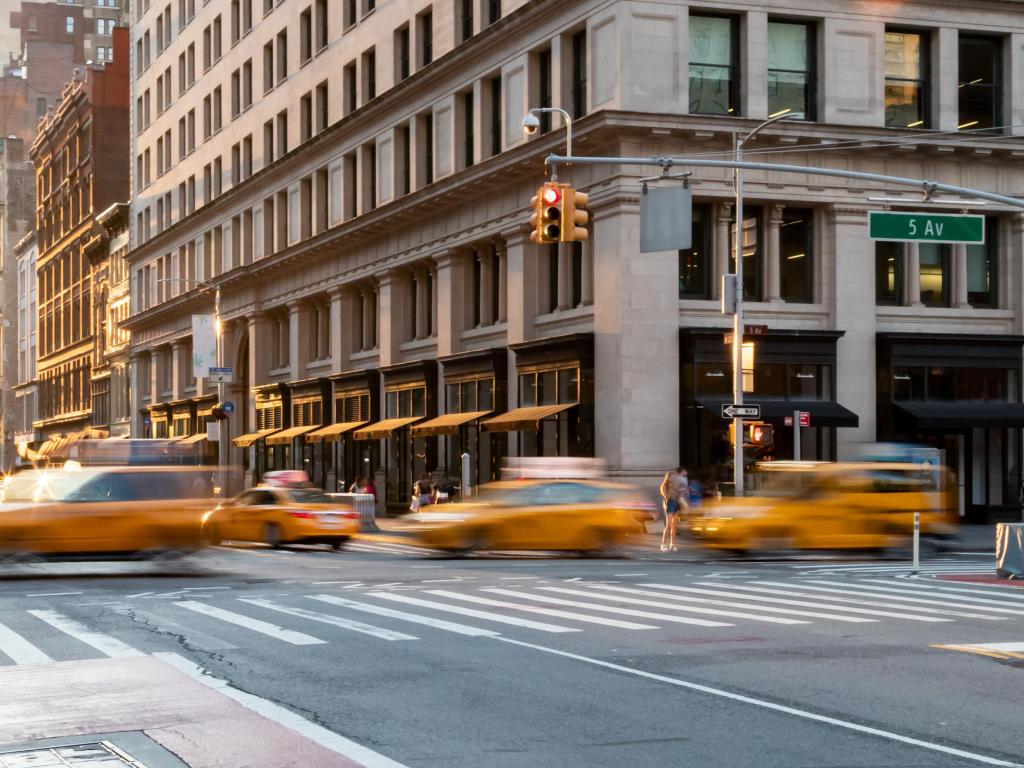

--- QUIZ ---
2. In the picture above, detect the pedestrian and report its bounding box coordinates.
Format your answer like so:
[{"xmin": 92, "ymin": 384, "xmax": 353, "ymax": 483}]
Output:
[
  {"xmin": 418, "ymin": 474, "xmax": 432, "ymax": 508},
  {"xmin": 348, "ymin": 475, "xmax": 365, "ymax": 493},
  {"xmin": 364, "ymin": 475, "xmax": 376, "ymax": 500},
  {"xmin": 659, "ymin": 467, "xmax": 682, "ymax": 552}
]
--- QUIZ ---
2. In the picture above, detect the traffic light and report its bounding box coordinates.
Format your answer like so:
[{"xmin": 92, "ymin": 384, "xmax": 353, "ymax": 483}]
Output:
[
  {"xmin": 748, "ymin": 422, "xmax": 774, "ymax": 446},
  {"xmin": 562, "ymin": 187, "xmax": 589, "ymax": 242},
  {"xmin": 530, "ymin": 183, "xmax": 564, "ymax": 244}
]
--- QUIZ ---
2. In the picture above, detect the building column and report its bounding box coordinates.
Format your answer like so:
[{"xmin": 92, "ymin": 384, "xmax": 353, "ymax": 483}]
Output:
[
  {"xmin": 904, "ymin": 242, "xmax": 923, "ymax": 307},
  {"xmin": 287, "ymin": 301, "xmax": 306, "ymax": 381},
  {"xmin": 832, "ymin": 206, "xmax": 876, "ymax": 446},
  {"xmin": 415, "ymin": 267, "xmax": 430, "ymax": 339},
  {"xmin": 935, "ymin": 27, "xmax": 960, "ymax": 132},
  {"xmin": 149, "ymin": 349, "xmax": 162, "ymax": 406},
  {"xmin": 766, "ymin": 204, "xmax": 784, "ymax": 302},
  {"xmin": 434, "ymin": 252, "xmax": 459, "ymax": 357},
  {"xmin": 376, "ymin": 271, "xmax": 400, "ymax": 366},
  {"xmin": 953, "ymin": 243, "xmax": 970, "ymax": 308},
  {"xmin": 556, "ymin": 243, "xmax": 571, "ymax": 311},
  {"xmin": 359, "ymin": 286, "xmax": 373, "ymax": 351},
  {"xmin": 170, "ymin": 340, "xmax": 188, "ymax": 401},
  {"xmin": 129, "ymin": 352, "xmax": 146, "ymax": 437},
  {"xmin": 429, "ymin": 262, "xmax": 438, "ymax": 336},
  {"xmin": 478, "ymin": 249, "xmax": 493, "ymax": 326},
  {"xmin": 494, "ymin": 241, "xmax": 508, "ymax": 322},
  {"xmin": 328, "ymin": 286, "xmax": 345, "ymax": 370},
  {"xmin": 580, "ymin": 239, "xmax": 594, "ymax": 306},
  {"xmin": 714, "ymin": 202, "xmax": 732, "ymax": 299}
]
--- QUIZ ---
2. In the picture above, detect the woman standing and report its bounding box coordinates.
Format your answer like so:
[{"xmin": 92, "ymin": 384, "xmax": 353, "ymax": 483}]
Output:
[{"xmin": 659, "ymin": 468, "xmax": 681, "ymax": 552}]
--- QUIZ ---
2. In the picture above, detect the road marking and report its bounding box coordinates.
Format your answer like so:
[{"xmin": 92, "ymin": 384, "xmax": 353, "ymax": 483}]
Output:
[
  {"xmin": 703, "ymin": 582, "xmax": 998, "ymax": 622},
  {"xmin": 0, "ymin": 620, "xmax": 53, "ymax": 664},
  {"xmin": 308, "ymin": 594, "xmax": 499, "ymax": 637},
  {"xmin": 239, "ymin": 598, "xmax": 417, "ymax": 641},
  {"xmin": 932, "ymin": 644, "xmax": 1024, "ymax": 661},
  {"xmin": 424, "ymin": 590, "xmax": 658, "ymax": 630},
  {"xmin": 498, "ymin": 576, "xmax": 540, "ymax": 580},
  {"xmin": 537, "ymin": 586, "xmax": 808, "ymax": 625},
  {"xmin": 156, "ymin": 652, "xmax": 410, "ymax": 768},
  {"xmin": 25, "ymin": 591, "xmax": 82, "ymax": 597},
  {"xmin": 312, "ymin": 581, "xmax": 364, "ymax": 585},
  {"xmin": 614, "ymin": 573, "xmax": 648, "ymax": 577},
  {"xmin": 865, "ymin": 579, "xmax": 1024, "ymax": 602},
  {"xmin": 484, "ymin": 588, "xmax": 732, "ymax": 628},
  {"xmin": 954, "ymin": 641, "xmax": 1024, "ymax": 652},
  {"xmin": 348, "ymin": 541, "xmax": 430, "ymax": 555},
  {"xmin": 27, "ymin": 609, "xmax": 144, "ymax": 658},
  {"xmin": 492, "ymin": 637, "xmax": 1023, "ymax": 768},
  {"xmin": 598, "ymin": 584, "xmax": 877, "ymax": 623},
  {"xmin": 174, "ymin": 601, "xmax": 326, "ymax": 645},
  {"xmin": 109, "ymin": 605, "xmax": 238, "ymax": 651},
  {"xmin": 369, "ymin": 592, "xmax": 580, "ymax": 633},
  {"xmin": 800, "ymin": 581, "xmax": 1024, "ymax": 615}
]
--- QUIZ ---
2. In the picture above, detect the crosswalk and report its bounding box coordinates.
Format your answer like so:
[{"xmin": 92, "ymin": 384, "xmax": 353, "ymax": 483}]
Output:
[
  {"xmin": 789, "ymin": 559, "xmax": 995, "ymax": 576},
  {"xmin": 1, "ymin": 577, "xmax": 1022, "ymax": 666}
]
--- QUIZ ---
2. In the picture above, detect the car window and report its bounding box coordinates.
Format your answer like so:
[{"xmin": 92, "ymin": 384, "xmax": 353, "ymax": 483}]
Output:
[
  {"xmin": 234, "ymin": 491, "xmax": 259, "ymax": 506},
  {"xmin": 254, "ymin": 490, "xmax": 279, "ymax": 506},
  {"xmin": 521, "ymin": 483, "xmax": 605, "ymax": 506},
  {"xmin": 287, "ymin": 489, "xmax": 333, "ymax": 504}
]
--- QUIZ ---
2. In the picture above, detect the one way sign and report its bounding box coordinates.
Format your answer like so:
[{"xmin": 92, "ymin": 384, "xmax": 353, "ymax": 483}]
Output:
[{"xmin": 721, "ymin": 403, "xmax": 761, "ymax": 419}]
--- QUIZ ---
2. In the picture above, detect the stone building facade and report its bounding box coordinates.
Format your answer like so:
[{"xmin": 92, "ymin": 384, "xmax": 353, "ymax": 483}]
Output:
[{"xmin": 126, "ymin": 0, "xmax": 1024, "ymax": 522}]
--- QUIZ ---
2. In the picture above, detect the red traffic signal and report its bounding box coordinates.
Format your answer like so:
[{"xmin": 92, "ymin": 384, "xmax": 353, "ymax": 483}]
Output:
[{"xmin": 530, "ymin": 183, "xmax": 564, "ymax": 244}]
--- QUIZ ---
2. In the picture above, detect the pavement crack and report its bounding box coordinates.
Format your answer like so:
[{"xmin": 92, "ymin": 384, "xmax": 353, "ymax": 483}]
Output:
[{"xmin": 116, "ymin": 607, "xmax": 235, "ymax": 668}]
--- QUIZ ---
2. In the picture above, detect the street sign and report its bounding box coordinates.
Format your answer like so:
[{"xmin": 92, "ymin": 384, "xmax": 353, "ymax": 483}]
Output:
[
  {"xmin": 209, "ymin": 366, "xmax": 233, "ymax": 384},
  {"xmin": 721, "ymin": 403, "xmax": 761, "ymax": 419},
  {"xmin": 799, "ymin": 411, "xmax": 811, "ymax": 428},
  {"xmin": 868, "ymin": 211, "xmax": 984, "ymax": 244},
  {"xmin": 640, "ymin": 185, "xmax": 692, "ymax": 253},
  {"xmin": 207, "ymin": 422, "xmax": 221, "ymax": 441},
  {"xmin": 222, "ymin": 401, "xmax": 235, "ymax": 414},
  {"xmin": 745, "ymin": 324, "xmax": 768, "ymax": 336}
]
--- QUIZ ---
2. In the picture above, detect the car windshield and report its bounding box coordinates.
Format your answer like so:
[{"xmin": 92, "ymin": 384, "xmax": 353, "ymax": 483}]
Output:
[
  {"xmin": 1, "ymin": 471, "xmax": 97, "ymax": 502},
  {"xmin": 286, "ymin": 489, "xmax": 335, "ymax": 504}
]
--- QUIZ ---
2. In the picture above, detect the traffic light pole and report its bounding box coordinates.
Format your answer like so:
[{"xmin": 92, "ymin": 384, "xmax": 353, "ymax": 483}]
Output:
[{"xmin": 732, "ymin": 129, "xmax": 746, "ymax": 497}]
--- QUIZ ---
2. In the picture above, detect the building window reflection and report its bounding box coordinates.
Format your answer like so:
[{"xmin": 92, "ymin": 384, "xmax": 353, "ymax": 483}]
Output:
[
  {"xmin": 918, "ymin": 243, "xmax": 950, "ymax": 306},
  {"xmin": 689, "ymin": 15, "xmax": 738, "ymax": 115},
  {"xmin": 884, "ymin": 30, "xmax": 929, "ymax": 128},
  {"xmin": 679, "ymin": 203, "xmax": 711, "ymax": 298},
  {"xmin": 767, "ymin": 20, "xmax": 815, "ymax": 120}
]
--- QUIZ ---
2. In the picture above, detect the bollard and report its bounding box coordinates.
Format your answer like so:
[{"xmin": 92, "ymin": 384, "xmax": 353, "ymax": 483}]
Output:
[
  {"xmin": 461, "ymin": 452, "xmax": 471, "ymax": 500},
  {"xmin": 912, "ymin": 510, "xmax": 920, "ymax": 575}
]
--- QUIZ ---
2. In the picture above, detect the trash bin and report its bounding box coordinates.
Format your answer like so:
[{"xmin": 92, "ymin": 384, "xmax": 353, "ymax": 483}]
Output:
[{"xmin": 995, "ymin": 522, "xmax": 1024, "ymax": 579}]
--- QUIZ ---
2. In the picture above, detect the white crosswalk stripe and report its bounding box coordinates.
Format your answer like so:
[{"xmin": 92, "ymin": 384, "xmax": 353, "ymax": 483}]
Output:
[
  {"xmin": 308, "ymin": 594, "xmax": 500, "ymax": 637},
  {"xmin": 346, "ymin": 541, "xmax": 433, "ymax": 555},
  {"xmin": 27, "ymin": 609, "xmax": 144, "ymax": 658},
  {"xmin": 790, "ymin": 562, "xmax": 994, "ymax": 575},
  {"xmin": 369, "ymin": 591, "xmax": 580, "ymax": 633},
  {"xmin": 800, "ymin": 580, "xmax": 1024, "ymax": 615},
  {"xmin": 860, "ymin": 579, "xmax": 1024, "ymax": 602},
  {"xmin": 174, "ymin": 600, "xmax": 327, "ymax": 645},
  {"xmin": 760, "ymin": 581, "xmax": 1024, "ymax": 617},
  {"xmin": 0, "ymin": 619, "xmax": 53, "ymax": 664},
  {"xmin": 238, "ymin": 598, "xmax": 419, "ymax": 641}
]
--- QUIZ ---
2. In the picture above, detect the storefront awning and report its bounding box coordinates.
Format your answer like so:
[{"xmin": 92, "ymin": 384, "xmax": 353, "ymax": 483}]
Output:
[
  {"xmin": 305, "ymin": 421, "xmax": 367, "ymax": 443},
  {"xmin": 266, "ymin": 425, "xmax": 319, "ymax": 445},
  {"xmin": 353, "ymin": 417, "xmax": 423, "ymax": 441},
  {"xmin": 410, "ymin": 411, "xmax": 492, "ymax": 437},
  {"xmin": 178, "ymin": 433, "xmax": 209, "ymax": 445},
  {"xmin": 697, "ymin": 399, "xmax": 859, "ymax": 428},
  {"xmin": 481, "ymin": 403, "xmax": 576, "ymax": 432},
  {"xmin": 895, "ymin": 401, "xmax": 1024, "ymax": 429},
  {"xmin": 233, "ymin": 428, "xmax": 280, "ymax": 447}
]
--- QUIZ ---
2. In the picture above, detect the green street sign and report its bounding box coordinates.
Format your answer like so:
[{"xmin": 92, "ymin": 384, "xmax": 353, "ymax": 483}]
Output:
[{"xmin": 868, "ymin": 211, "xmax": 985, "ymax": 244}]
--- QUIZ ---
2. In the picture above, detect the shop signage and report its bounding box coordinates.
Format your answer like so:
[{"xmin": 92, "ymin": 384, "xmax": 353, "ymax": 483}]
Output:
[{"xmin": 868, "ymin": 211, "xmax": 984, "ymax": 244}]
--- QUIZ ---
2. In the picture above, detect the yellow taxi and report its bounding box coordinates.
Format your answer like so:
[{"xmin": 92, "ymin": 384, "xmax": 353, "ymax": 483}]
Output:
[
  {"xmin": 0, "ymin": 465, "xmax": 215, "ymax": 559},
  {"xmin": 413, "ymin": 479, "xmax": 650, "ymax": 554},
  {"xmin": 689, "ymin": 461, "xmax": 958, "ymax": 553},
  {"xmin": 203, "ymin": 484, "xmax": 360, "ymax": 549}
]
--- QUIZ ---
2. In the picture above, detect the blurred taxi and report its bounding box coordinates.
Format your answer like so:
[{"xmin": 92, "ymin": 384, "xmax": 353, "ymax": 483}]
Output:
[
  {"xmin": 690, "ymin": 461, "xmax": 958, "ymax": 553},
  {"xmin": 0, "ymin": 465, "xmax": 215, "ymax": 559},
  {"xmin": 204, "ymin": 479, "xmax": 359, "ymax": 549},
  {"xmin": 413, "ymin": 479, "xmax": 650, "ymax": 554}
]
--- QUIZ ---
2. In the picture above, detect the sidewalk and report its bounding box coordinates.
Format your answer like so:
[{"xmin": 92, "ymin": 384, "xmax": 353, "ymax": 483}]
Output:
[{"xmin": 0, "ymin": 655, "xmax": 399, "ymax": 768}]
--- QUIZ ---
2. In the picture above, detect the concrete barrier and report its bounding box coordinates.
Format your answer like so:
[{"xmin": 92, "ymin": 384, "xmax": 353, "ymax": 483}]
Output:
[{"xmin": 329, "ymin": 493, "xmax": 379, "ymax": 532}]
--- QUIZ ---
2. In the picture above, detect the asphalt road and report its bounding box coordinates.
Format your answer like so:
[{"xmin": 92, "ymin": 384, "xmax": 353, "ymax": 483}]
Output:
[{"xmin": 0, "ymin": 541, "xmax": 1021, "ymax": 768}]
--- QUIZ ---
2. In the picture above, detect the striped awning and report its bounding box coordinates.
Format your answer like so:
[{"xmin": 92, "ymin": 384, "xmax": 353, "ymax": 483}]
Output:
[
  {"xmin": 305, "ymin": 421, "xmax": 367, "ymax": 443},
  {"xmin": 480, "ymin": 403, "xmax": 576, "ymax": 432},
  {"xmin": 233, "ymin": 428, "xmax": 280, "ymax": 447},
  {"xmin": 352, "ymin": 417, "xmax": 423, "ymax": 441},
  {"xmin": 177, "ymin": 433, "xmax": 209, "ymax": 445},
  {"xmin": 409, "ymin": 411, "xmax": 491, "ymax": 437},
  {"xmin": 265, "ymin": 425, "xmax": 319, "ymax": 445}
]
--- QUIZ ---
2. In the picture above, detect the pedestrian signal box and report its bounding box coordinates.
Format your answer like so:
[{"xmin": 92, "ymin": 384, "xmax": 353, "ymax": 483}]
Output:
[{"xmin": 748, "ymin": 423, "xmax": 774, "ymax": 445}]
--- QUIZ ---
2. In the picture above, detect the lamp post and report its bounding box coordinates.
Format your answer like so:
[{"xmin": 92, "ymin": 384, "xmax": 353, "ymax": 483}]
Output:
[{"xmin": 732, "ymin": 110, "xmax": 793, "ymax": 497}]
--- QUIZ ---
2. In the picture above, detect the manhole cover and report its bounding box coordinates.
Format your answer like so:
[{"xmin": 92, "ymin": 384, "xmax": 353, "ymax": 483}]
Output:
[{"xmin": 0, "ymin": 741, "xmax": 150, "ymax": 768}]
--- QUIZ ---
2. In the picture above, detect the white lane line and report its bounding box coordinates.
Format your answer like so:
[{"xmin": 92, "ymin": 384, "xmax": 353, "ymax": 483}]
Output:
[
  {"xmin": 109, "ymin": 605, "xmax": 238, "ymax": 651},
  {"xmin": 0, "ymin": 620, "xmax": 53, "ymax": 664},
  {"xmin": 537, "ymin": 586, "xmax": 807, "ymax": 625},
  {"xmin": 312, "ymin": 581, "xmax": 363, "ymax": 585},
  {"xmin": 708, "ymin": 581, "xmax": 987, "ymax": 626},
  {"xmin": 25, "ymin": 591, "xmax": 82, "ymax": 597},
  {"xmin": 420, "ymin": 579, "xmax": 464, "ymax": 583},
  {"xmin": 308, "ymin": 594, "xmax": 498, "ymax": 637},
  {"xmin": 614, "ymin": 573, "xmax": 648, "ymax": 577},
  {"xmin": 799, "ymin": 581, "xmax": 1024, "ymax": 615},
  {"xmin": 865, "ymin": 579, "xmax": 1024, "ymax": 602},
  {"xmin": 369, "ymin": 592, "xmax": 579, "ymax": 633},
  {"xmin": 590, "ymin": 584, "xmax": 876, "ymax": 623},
  {"xmin": 239, "ymin": 598, "xmax": 417, "ymax": 641},
  {"xmin": 499, "ymin": 576, "xmax": 540, "ymax": 581},
  {"xmin": 27, "ymin": 609, "xmax": 144, "ymax": 658},
  {"xmin": 691, "ymin": 583, "xmax": 984, "ymax": 622},
  {"xmin": 156, "ymin": 652, "xmax": 410, "ymax": 768},
  {"xmin": 492, "ymin": 637, "xmax": 1023, "ymax": 768},
  {"xmin": 484, "ymin": 588, "xmax": 732, "ymax": 628},
  {"xmin": 424, "ymin": 590, "xmax": 658, "ymax": 630},
  {"xmin": 174, "ymin": 601, "xmax": 326, "ymax": 645}
]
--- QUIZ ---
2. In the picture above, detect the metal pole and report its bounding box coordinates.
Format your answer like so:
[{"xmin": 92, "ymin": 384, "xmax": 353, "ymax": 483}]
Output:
[
  {"xmin": 912, "ymin": 510, "xmax": 920, "ymax": 575},
  {"xmin": 461, "ymin": 452, "xmax": 471, "ymax": 500},
  {"xmin": 214, "ymin": 286, "xmax": 226, "ymax": 496},
  {"xmin": 733, "ymin": 131, "xmax": 744, "ymax": 498},
  {"xmin": 793, "ymin": 410, "xmax": 801, "ymax": 462}
]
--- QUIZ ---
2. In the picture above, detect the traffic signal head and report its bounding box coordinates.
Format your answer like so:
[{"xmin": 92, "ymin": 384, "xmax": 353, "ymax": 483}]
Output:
[
  {"xmin": 748, "ymin": 423, "xmax": 773, "ymax": 445},
  {"xmin": 562, "ymin": 188, "xmax": 590, "ymax": 242},
  {"xmin": 530, "ymin": 183, "xmax": 564, "ymax": 244}
]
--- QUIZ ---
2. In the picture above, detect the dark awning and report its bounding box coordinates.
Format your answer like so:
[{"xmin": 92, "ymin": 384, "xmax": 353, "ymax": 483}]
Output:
[
  {"xmin": 895, "ymin": 401, "xmax": 1024, "ymax": 429},
  {"xmin": 697, "ymin": 398, "xmax": 859, "ymax": 428}
]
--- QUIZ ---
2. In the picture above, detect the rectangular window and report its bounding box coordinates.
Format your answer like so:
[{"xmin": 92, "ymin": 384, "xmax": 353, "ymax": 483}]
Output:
[
  {"xmin": 203, "ymin": 24, "xmax": 212, "ymax": 70},
  {"xmin": 276, "ymin": 29, "xmax": 288, "ymax": 82},
  {"xmin": 263, "ymin": 41, "xmax": 274, "ymax": 92},
  {"xmin": 203, "ymin": 94, "xmax": 212, "ymax": 138},
  {"xmin": 731, "ymin": 206, "xmax": 762, "ymax": 300},
  {"xmin": 66, "ymin": 16, "xmax": 74, "ymax": 33},
  {"xmin": 489, "ymin": 74, "xmax": 501, "ymax": 157},
  {"xmin": 397, "ymin": 124, "xmax": 410, "ymax": 196},
  {"xmin": 459, "ymin": 0, "xmax": 473, "ymax": 42},
  {"xmin": 344, "ymin": 61, "xmax": 357, "ymax": 113},
  {"xmin": 264, "ymin": 119, "xmax": 274, "ymax": 163},
  {"xmin": 243, "ymin": 0, "xmax": 252, "ymax": 33},
  {"xmin": 679, "ymin": 203, "xmax": 711, "ymax": 298},
  {"xmin": 242, "ymin": 135, "xmax": 253, "ymax": 178},
  {"xmin": 885, "ymin": 30, "xmax": 928, "ymax": 128},
  {"xmin": 967, "ymin": 217, "xmax": 998, "ymax": 307},
  {"xmin": 875, "ymin": 241, "xmax": 904, "ymax": 305},
  {"xmin": 420, "ymin": 111, "xmax": 434, "ymax": 185},
  {"xmin": 231, "ymin": 143, "xmax": 241, "ymax": 185},
  {"xmin": 571, "ymin": 30, "xmax": 587, "ymax": 118},
  {"xmin": 779, "ymin": 208, "xmax": 813, "ymax": 302},
  {"xmin": 362, "ymin": 47, "xmax": 376, "ymax": 101},
  {"xmin": 277, "ymin": 109, "xmax": 288, "ymax": 156},
  {"xmin": 213, "ymin": 15, "xmax": 222, "ymax": 60},
  {"xmin": 231, "ymin": 0, "xmax": 240, "ymax": 43},
  {"xmin": 187, "ymin": 43, "xmax": 195, "ymax": 84},
  {"xmin": 178, "ymin": 52, "xmax": 186, "ymax": 93},
  {"xmin": 919, "ymin": 243, "xmax": 951, "ymax": 306},
  {"xmin": 395, "ymin": 25, "xmax": 410, "ymax": 81},
  {"xmin": 315, "ymin": 0, "xmax": 327, "ymax": 49},
  {"xmin": 231, "ymin": 70, "xmax": 240, "ymax": 117},
  {"xmin": 315, "ymin": 80, "xmax": 328, "ymax": 132},
  {"xmin": 344, "ymin": 0, "xmax": 356, "ymax": 29},
  {"xmin": 487, "ymin": 0, "xmax": 500, "ymax": 25},
  {"xmin": 462, "ymin": 90, "xmax": 474, "ymax": 168},
  {"xmin": 689, "ymin": 15, "xmax": 737, "ymax": 115},
  {"xmin": 242, "ymin": 59, "xmax": 252, "ymax": 107},
  {"xmin": 300, "ymin": 92, "xmax": 312, "ymax": 141},
  {"xmin": 768, "ymin": 21, "xmax": 815, "ymax": 120},
  {"xmin": 538, "ymin": 48, "xmax": 552, "ymax": 132},
  {"xmin": 300, "ymin": 7, "xmax": 312, "ymax": 63},
  {"xmin": 419, "ymin": 9, "xmax": 433, "ymax": 66},
  {"xmin": 187, "ymin": 108, "xmax": 196, "ymax": 150},
  {"xmin": 959, "ymin": 35, "xmax": 1002, "ymax": 131}
]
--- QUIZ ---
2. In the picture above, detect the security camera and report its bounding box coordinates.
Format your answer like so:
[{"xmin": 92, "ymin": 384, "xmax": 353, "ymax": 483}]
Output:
[{"xmin": 522, "ymin": 113, "xmax": 540, "ymax": 135}]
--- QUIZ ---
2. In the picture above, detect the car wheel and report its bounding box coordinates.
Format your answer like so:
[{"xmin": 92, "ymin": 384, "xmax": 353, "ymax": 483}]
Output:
[
  {"xmin": 464, "ymin": 528, "xmax": 490, "ymax": 553},
  {"xmin": 265, "ymin": 523, "xmax": 283, "ymax": 548},
  {"xmin": 205, "ymin": 524, "xmax": 222, "ymax": 547},
  {"xmin": 329, "ymin": 536, "xmax": 349, "ymax": 551}
]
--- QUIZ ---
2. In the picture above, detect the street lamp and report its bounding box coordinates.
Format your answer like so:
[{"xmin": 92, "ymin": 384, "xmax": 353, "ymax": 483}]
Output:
[
  {"xmin": 156, "ymin": 278, "xmax": 227, "ymax": 494},
  {"xmin": 523, "ymin": 107, "xmax": 573, "ymax": 168},
  {"xmin": 731, "ymin": 110, "xmax": 794, "ymax": 497}
]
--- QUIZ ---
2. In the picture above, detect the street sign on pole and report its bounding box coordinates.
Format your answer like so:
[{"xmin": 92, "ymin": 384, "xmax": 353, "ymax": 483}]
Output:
[
  {"xmin": 868, "ymin": 211, "xmax": 984, "ymax": 244},
  {"xmin": 798, "ymin": 411, "xmax": 811, "ymax": 428},
  {"xmin": 209, "ymin": 366, "xmax": 233, "ymax": 384},
  {"xmin": 721, "ymin": 403, "xmax": 761, "ymax": 419}
]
